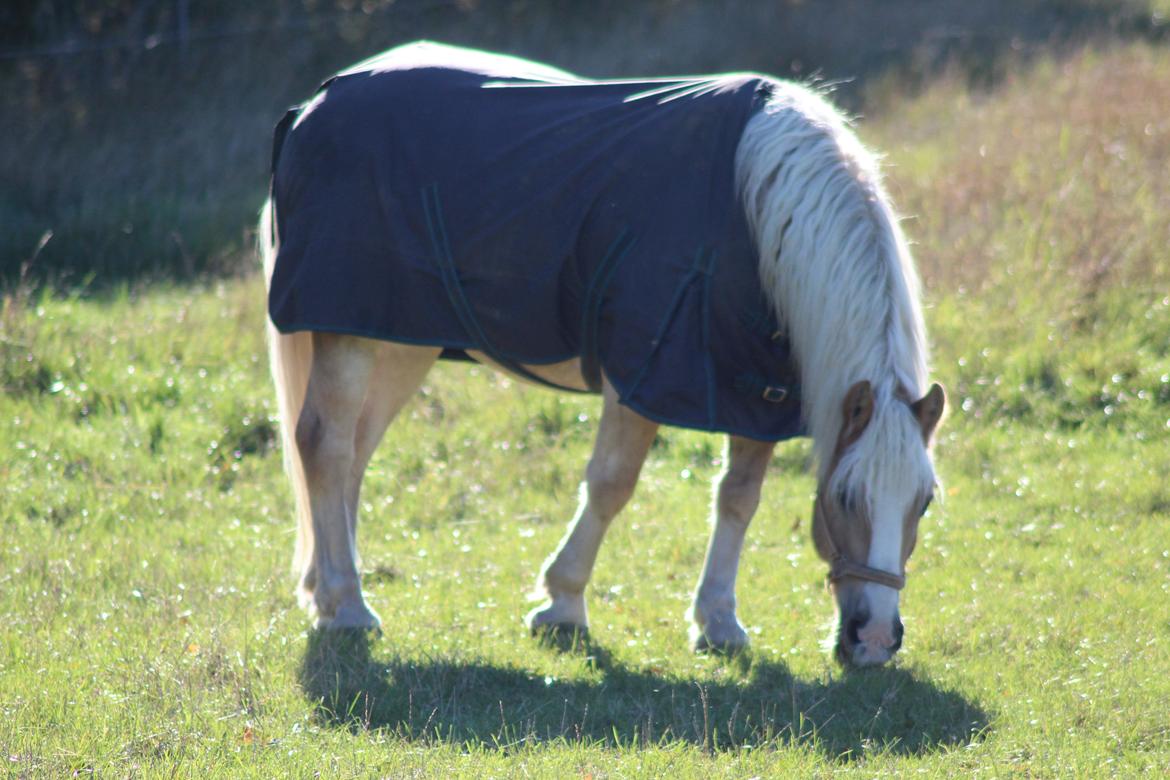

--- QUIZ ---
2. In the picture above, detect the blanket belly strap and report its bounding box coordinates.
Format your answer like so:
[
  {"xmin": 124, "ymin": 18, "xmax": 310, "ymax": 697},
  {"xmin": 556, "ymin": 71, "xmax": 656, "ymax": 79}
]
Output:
[
  {"xmin": 580, "ymin": 230, "xmax": 638, "ymax": 393},
  {"xmin": 422, "ymin": 183, "xmax": 590, "ymax": 394}
]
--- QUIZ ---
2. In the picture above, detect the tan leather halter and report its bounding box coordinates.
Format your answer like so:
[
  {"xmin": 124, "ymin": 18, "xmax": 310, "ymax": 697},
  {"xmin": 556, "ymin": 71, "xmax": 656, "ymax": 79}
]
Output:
[
  {"xmin": 815, "ymin": 494, "xmax": 907, "ymax": 591},
  {"xmin": 812, "ymin": 380, "xmax": 941, "ymax": 593}
]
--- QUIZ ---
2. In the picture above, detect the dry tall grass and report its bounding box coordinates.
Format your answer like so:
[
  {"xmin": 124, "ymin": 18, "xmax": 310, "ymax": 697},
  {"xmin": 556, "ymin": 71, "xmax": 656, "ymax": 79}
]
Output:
[{"xmin": 870, "ymin": 44, "xmax": 1170, "ymax": 299}]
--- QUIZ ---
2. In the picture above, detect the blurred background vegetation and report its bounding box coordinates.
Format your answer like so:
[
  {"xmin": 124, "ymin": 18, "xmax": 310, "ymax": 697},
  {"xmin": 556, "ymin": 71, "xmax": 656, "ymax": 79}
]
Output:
[{"xmin": 1, "ymin": 0, "xmax": 1167, "ymax": 286}]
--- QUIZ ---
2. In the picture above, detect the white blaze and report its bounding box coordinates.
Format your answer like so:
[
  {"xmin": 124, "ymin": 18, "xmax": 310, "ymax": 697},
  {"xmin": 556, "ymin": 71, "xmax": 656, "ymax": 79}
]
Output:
[{"xmin": 864, "ymin": 488, "xmax": 906, "ymax": 623}]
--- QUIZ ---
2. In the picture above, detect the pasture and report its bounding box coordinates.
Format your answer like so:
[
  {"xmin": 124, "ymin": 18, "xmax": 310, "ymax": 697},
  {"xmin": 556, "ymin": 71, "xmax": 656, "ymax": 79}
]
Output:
[{"xmin": 3, "ymin": 34, "xmax": 1170, "ymax": 780}]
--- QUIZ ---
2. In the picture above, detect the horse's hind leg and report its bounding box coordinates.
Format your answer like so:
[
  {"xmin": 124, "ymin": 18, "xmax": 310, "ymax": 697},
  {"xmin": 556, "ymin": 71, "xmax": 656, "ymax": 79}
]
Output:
[
  {"xmin": 525, "ymin": 382, "xmax": 658, "ymax": 634},
  {"xmin": 297, "ymin": 334, "xmax": 434, "ymax": 629},
  {"xmin": 345, "ymin": 342, "xmax": 440, "ymax": 555},
  {"xmin": 688, "ymin": 435, "xmax": 774, "ymax": 652}
]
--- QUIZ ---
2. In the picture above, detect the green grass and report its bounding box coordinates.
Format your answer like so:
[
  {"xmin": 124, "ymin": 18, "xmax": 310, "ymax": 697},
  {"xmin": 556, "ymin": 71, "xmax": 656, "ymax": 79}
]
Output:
[{"xmin": 3, "ymin": 44, "xmax": 1170, "ymax": 777}]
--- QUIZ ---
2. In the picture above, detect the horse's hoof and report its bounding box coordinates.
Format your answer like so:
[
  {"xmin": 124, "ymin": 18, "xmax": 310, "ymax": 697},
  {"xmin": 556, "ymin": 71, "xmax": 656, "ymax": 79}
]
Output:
[
  {"xmin": 318, "ymin": 600, "xmax": 382, "ymax": 631},
  {"xmin": 530, "ymin": 621, "xmax": 588, "ymax": 638},
  {"xmin": 525, "ymin": 596, "xmax": 587, "ymax": 630},
  {"xmin": 692, "ymin": 634, "xmax": 749, "ymax": 657},
  {"xmin": 690, "ymin": 622, "xmax": 749, "ymax": 656},
  {"xmin": 529, "ymin": 620, "xmax": 590, "ymax": 652}
]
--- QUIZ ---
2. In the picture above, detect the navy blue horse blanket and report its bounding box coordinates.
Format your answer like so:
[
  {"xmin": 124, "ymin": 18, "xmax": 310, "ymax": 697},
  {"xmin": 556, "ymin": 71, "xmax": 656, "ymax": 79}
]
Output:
[{"xmin": 269, "ymin": 42, "xmax": 803, "ymax": 442}]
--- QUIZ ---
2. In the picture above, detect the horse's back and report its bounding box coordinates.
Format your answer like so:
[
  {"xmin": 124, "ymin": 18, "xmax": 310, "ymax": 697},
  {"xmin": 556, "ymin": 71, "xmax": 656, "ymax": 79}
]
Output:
[{"xmin": 336, "ymin": 40, "xmax": 584, "ymax": 84}]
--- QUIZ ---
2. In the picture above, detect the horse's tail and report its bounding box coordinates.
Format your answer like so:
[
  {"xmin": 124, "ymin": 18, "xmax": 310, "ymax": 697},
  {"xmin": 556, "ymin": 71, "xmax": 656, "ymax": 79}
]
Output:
[{"xmin": 259, "ymin": 198, "xmax": 315, "ymax": 598}]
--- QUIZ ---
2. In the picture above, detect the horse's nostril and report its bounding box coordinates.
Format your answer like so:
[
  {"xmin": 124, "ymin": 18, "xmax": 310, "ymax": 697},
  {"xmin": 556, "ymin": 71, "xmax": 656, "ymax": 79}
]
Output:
[
  {"xmin": 846, "ymin": 615, "xmax": 865, "ymax": 646},
  {"xmin": 891, "ymin": 616, "xmax": 904, "ymax": 652}
]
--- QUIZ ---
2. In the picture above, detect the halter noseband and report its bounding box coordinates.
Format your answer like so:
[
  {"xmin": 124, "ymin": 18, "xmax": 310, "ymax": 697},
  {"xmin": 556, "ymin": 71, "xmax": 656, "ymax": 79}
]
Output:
[{"xmin": 815, "ymin": 495, "xmax": 907, "ymax": 591}]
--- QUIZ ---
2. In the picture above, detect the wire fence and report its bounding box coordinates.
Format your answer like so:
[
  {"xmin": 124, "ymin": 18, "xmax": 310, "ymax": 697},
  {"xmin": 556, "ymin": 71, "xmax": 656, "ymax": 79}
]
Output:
[
  {"xmin": 5, "ymin": 0, "xmax": 1164, "ymax": 65},
  {"xmin": 0, "ymin": 0, "xmax": 461, "ymax": 61}
]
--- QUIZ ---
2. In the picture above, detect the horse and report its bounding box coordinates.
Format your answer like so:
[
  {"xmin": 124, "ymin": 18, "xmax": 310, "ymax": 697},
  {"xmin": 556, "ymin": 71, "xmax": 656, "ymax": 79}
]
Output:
[{"xmin": 260, "ymin": 41, "xmax": 945, "ymax": 668}]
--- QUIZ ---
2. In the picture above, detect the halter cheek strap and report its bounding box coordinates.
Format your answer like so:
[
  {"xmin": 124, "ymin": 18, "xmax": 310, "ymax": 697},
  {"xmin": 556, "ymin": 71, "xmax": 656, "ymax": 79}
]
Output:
[{"xmin": 816, "ymin": 499, "xmax": 907, "ymax": 591}]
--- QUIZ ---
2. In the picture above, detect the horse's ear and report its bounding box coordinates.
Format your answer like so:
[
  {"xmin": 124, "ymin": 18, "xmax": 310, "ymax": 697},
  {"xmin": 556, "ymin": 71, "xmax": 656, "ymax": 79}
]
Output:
[
  {"xmin": 839, "ymin": 380, "xmax": 874, "ymax": 449},
  {"xmin": 911, "ymin": 382, "xmax": 946, "ymax": 443}
]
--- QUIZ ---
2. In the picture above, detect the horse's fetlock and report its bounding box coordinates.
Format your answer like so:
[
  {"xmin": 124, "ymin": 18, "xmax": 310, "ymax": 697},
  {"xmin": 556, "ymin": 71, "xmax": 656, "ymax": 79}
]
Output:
[
  {"xmin": 312, "ymin": 570, "xmax": 361, "ymax": 614},
  {"xmin": 693, "ymin": 588, "xmax": 736, "ymax": 624},
  {"xmin": 541, "ymin": 567, "xmax": 586, "ymax": 600}
]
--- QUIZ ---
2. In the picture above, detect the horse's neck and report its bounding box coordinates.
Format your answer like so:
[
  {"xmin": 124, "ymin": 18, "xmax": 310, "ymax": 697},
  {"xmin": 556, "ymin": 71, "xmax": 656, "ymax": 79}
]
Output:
[{"xmin": 737, "ymin": 97, "xmax": 926, "ymax": 445}]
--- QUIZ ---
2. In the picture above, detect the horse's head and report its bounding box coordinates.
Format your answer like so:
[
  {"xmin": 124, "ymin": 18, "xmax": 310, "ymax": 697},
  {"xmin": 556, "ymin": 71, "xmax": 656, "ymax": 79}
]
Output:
[{"xmin": 811, "ymin": 380, "xmax": 945, "ymax": 667}]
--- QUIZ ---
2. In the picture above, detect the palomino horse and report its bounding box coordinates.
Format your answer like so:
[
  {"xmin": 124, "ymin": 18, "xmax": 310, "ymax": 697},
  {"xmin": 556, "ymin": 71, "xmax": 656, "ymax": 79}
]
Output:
[{"xmin": 261, "ymin": 42, "xmax": 944, "ymax": 667}]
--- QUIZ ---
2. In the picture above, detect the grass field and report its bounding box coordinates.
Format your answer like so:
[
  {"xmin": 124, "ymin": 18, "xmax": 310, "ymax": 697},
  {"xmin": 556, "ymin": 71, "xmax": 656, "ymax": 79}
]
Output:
[{"xmin": 2, "ymin": 44, "xmax": 1169, "ymax": 777}]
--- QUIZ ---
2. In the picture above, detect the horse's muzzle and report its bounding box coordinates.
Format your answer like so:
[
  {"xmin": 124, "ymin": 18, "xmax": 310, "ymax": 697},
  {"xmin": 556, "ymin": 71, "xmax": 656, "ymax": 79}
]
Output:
[{"xmin": 836, "ymin": 611, "xmax": 904, "ymax": 668}]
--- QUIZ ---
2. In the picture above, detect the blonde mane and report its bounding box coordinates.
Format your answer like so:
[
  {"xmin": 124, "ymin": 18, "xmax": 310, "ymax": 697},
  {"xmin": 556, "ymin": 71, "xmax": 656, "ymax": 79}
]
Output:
[{"xmin": 735, "ymin": 81, "xmax": 935, "ymax": 504}]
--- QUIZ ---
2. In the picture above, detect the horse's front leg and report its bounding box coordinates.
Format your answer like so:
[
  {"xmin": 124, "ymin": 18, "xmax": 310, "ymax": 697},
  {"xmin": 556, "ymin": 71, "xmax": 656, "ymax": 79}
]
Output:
[
  {"xmin": 525, "ymin": 382, "xmax": 659, "ymax": 635},
  {"xmin": 688, "ymin": 435, "xmax": 774, "ymax": 652}
]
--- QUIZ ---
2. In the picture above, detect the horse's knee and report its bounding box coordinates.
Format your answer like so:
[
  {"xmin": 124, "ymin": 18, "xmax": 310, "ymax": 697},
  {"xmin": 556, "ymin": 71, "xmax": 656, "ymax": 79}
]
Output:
[
  {"xmin": 585, "ymin": 456, "xmax": 640, "ymax": 518},
  {"xmin": 716, "ymin": 468, "xmax": 763, "ymax": 527},
  {"xmin": 295, "ymin": 404, "xmax": 351, "ymax": 472}
]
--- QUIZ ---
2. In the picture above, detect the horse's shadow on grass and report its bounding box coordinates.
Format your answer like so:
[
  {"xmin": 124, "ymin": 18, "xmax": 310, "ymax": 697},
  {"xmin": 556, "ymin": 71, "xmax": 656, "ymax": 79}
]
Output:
[{"xmin": 298, "ymin": 629, "xmax": 988, "ymax": 758}]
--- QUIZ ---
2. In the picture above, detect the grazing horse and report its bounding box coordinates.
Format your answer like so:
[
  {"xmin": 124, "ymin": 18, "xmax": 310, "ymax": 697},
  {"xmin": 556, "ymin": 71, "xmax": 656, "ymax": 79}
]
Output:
[{"xmin": 261, "ymin": 41, "xmax": 944, "ymax": 667}]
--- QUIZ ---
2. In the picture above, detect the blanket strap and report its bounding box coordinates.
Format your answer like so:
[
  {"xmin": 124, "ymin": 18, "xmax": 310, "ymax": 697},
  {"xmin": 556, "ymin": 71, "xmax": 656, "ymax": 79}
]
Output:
[
  {"xmin": 580, "ymin": 230, "xmax": 638, "ymax": 393},
  {"xmin": 422, "ymin": 184, "xmax": 587, "ymax": 393}
]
